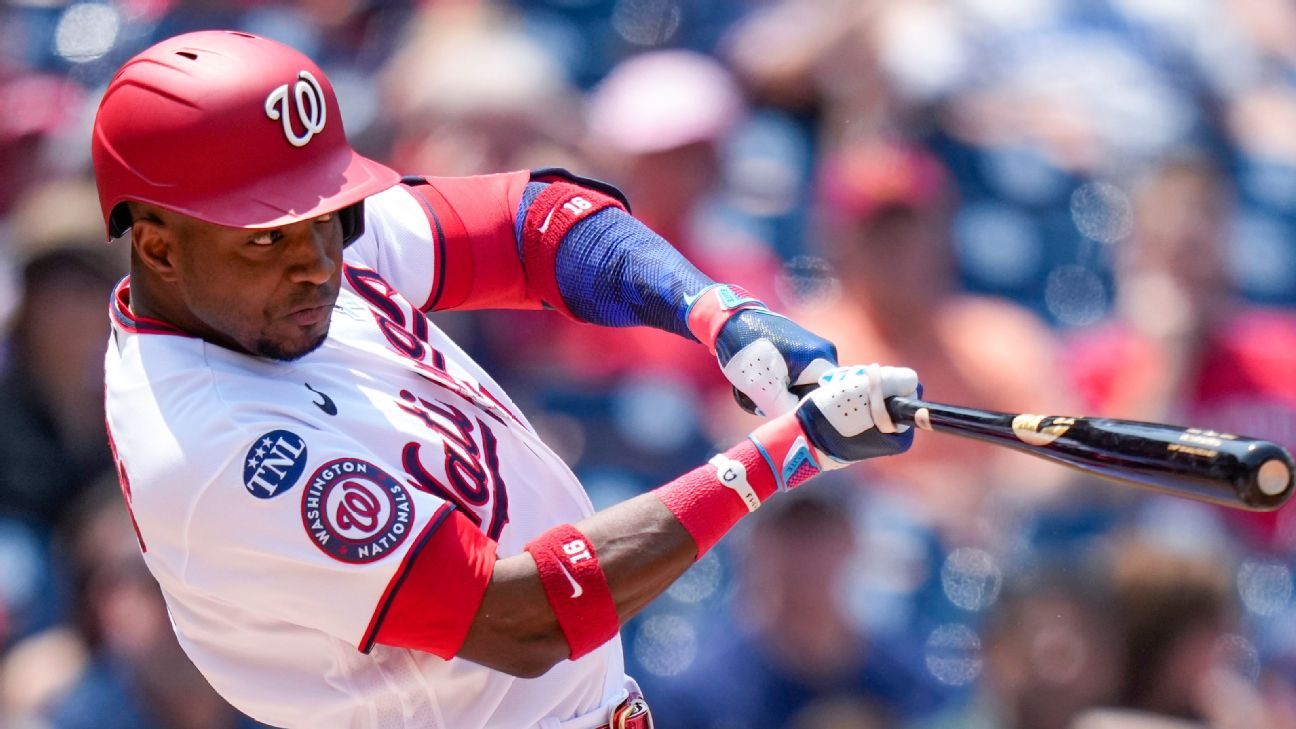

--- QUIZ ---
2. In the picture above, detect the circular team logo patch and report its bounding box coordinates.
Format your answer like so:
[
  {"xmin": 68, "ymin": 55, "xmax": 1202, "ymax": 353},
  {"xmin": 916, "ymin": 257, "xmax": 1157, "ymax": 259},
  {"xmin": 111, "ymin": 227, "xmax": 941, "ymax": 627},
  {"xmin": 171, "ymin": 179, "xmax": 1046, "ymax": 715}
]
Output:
[
  {"xmin": 301, "ymin": 458, "xmax": 414, "ymax": 564},
  {"xmin": 243, "ymin": 430, "xmax": 308, "ymax": 499}
]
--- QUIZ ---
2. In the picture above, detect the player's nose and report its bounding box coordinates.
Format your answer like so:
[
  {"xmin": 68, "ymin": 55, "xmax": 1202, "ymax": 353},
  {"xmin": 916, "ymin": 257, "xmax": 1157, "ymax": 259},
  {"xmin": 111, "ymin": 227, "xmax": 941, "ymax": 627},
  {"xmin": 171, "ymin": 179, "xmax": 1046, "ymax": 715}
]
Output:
[{"xmin": 285, "ymin": 215, "xmax": 339, "ymax": 285}]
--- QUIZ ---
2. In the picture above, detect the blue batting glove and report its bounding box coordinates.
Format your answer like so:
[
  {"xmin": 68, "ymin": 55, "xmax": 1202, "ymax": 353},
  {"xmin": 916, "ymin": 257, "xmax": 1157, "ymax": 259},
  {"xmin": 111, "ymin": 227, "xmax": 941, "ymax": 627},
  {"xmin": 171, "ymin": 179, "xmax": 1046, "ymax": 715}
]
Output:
[{"xmin": 685, "ymin": 284, "xmax": 838, "ymax": 417}]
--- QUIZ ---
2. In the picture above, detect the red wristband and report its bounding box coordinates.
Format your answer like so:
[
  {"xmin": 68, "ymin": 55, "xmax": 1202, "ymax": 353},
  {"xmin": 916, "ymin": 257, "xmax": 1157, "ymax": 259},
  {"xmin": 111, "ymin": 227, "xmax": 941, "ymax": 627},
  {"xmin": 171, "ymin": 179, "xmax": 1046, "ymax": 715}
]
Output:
[
  {"xmin": 684, "ymin": 284, "xmax": 767, "ymax": 352},
  {"xmin": 522, "ymin": 182, "xmax": 626, "ymax": 318},
  {"xmin": 655, "ymin": 439, "xmax": 780, "ymax": 558},
  {"xmin": 525, "ymin": 524, "xmax": 619, "ymax": 660}
]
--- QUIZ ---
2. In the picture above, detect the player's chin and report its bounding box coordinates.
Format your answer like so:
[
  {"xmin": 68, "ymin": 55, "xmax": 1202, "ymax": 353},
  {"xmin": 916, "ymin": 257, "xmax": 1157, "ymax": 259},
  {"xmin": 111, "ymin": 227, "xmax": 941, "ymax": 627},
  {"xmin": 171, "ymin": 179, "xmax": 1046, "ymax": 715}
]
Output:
[{"xmin": 253, "ymin": 323, "xmax": 331, "ymax": 362}]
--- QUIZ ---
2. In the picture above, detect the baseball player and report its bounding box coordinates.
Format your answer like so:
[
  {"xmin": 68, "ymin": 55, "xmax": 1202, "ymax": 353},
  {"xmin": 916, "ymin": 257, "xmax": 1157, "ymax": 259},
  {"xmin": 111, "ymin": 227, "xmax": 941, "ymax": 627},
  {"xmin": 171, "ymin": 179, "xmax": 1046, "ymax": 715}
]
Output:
[{"xmin": 94, "ymin": 31, "xmax": 920, "ymax": 729}]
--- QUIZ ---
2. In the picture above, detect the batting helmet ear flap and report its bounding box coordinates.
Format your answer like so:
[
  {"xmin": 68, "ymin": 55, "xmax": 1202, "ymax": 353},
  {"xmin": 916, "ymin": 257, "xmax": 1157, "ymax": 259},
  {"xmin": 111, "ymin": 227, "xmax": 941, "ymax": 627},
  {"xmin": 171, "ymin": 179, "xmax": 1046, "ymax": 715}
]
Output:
[
  {"xmin": 108, "ymin": 203, "xmax": 133, "ymax": 240},
  {"xmin": 337, "ymin": 201, "xmax": 366, "ymax": 247}
]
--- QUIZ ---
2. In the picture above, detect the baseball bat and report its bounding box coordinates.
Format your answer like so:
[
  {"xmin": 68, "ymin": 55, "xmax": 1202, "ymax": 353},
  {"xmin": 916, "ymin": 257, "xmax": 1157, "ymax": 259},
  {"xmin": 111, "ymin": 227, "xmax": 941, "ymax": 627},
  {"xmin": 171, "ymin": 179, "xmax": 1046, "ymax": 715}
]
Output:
[
  {"xmin": 731, "ymin": 387, "xmax": 1294, "ymax": 511},
  {"xmin": 885, "ymin": 396, "xmax": 1293, "ymax": 512}
]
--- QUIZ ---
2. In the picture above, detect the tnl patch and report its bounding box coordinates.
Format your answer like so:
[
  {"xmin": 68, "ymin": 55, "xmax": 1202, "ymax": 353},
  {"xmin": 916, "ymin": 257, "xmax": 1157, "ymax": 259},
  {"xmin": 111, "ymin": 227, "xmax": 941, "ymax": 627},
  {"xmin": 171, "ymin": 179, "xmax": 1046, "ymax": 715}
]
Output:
[
  {"xmin": 301, "ymin": 458, "xmax": 414, "ymax": 564},
  {"xmin": 243, "ymin": 430, "xmax": 308, "ymax": 499}
]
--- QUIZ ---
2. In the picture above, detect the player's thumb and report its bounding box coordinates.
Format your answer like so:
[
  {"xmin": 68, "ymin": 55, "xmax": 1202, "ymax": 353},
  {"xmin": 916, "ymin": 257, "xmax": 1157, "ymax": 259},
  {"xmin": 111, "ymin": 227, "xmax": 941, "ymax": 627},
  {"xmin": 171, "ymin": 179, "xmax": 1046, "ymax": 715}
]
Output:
[
  {"xmin": 867, "ymin": 364, "xmax": 919, "ymax": 434},
  {"xmin": 877, "ymin": 366, "xmax": 919, "ymax": 398}
]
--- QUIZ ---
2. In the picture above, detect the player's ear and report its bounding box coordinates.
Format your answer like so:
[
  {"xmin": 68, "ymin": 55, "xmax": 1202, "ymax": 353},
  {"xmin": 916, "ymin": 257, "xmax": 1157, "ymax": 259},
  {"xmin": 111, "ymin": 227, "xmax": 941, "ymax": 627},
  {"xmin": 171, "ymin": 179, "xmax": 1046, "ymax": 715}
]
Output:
[{"xmin": 130, "ymin": 205, "xmax": 180, "ymax": 281}]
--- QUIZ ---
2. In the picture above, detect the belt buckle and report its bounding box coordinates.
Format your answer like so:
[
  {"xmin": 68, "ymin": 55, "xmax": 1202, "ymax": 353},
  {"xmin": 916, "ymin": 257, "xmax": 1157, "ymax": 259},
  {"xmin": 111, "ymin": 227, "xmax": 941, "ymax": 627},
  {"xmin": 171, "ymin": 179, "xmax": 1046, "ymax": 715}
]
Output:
[{"xmin": 610, "ymin": 696, "xmax": 652, "ymax": 729}]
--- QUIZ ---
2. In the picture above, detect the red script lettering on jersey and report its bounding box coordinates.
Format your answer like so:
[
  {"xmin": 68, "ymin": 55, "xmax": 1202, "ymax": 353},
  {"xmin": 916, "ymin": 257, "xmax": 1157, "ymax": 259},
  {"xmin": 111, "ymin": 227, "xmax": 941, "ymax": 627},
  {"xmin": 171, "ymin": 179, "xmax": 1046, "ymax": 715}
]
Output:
[{"xmin": 399, "ymin": 392, "xmax": 511, "ymax": 541}]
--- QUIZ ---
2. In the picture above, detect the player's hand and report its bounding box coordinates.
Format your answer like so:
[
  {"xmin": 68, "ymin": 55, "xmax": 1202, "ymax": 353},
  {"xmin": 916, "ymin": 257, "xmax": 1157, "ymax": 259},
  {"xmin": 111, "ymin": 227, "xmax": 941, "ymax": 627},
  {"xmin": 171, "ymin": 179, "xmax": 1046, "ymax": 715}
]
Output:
[
  {"xmin": 749, "ymin": 364, "xmax": 919, "ymax": 490},
  {"xmin": 684, "ymin": 284, "xmax": 838, "ymax": 417},
  {"xmin": 795, "ymin": 364, "xmax": 919, "ymax": 466}
]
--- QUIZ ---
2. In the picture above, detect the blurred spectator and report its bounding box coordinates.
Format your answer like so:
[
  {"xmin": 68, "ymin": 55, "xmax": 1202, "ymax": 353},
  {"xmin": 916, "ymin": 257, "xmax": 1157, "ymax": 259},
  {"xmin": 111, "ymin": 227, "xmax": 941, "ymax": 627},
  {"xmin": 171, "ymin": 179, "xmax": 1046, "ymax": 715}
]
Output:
[
  {"xmin": 0, "ymin": 74, "xmax": 86, "ymax": 215},
  {"xmin": 644, "ymin": 487, "xmax": 944, "ymax": 728},
  {"xmin": 1070, "ymin": 539, "xmax": 1286, "ymax": 729},
  {"xmin": 0, "ymin": 182, "xmax": 124, "ymax": 530},
  {"xmin": 0, "ymin": 182, "xmax": 123, "ymax": 657},
  {"xmin": 583, "ymin": 49, "xmax": 784, "ymax": 306},
  {"xmin": 1225, "ymin": 0, "xmax": 1296, "ymax": 69},
  {"xmin": 586, "ymin": 50, "xmax": 742, "ymax": 243},
  {"xmin": 1067, "ymin": 154, "xmax": 1296, "ymax": 547},
  {"xmin": 382, "ymin": 3, "xmax": 585, "ymax": 178},
  {"xmin": 721, "ymin": 0, "xmax": 923, "ymax": 144},
  {"xmin": 0, "ymin": 623, "xmax": 86, "ymax": 723},
  {"xmin": 913, "ymin": 565, "xmax": 1120, "ymax": 729},
  {"xmin": 0, "ymin": 1, "xmax": 1290, "ymax": 725},
  {"xmin": 794, "ymin": 138, "xmax": 1076, "ymax": 538},
  {"xmin": 1109, "ymin": 541, "xmax": 1236, "ymax": 720},
  {"xmin": 9, "ymin": 478, "xmax": 268, "ymax": 729}
]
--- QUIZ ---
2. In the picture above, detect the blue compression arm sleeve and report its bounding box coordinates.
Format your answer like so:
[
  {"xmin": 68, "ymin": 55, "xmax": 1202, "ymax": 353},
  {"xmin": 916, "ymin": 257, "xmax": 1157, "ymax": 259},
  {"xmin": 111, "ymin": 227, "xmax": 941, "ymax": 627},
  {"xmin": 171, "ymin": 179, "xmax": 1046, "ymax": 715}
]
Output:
[{"xmin": 514, "ymin": 181, "xmax": 714, "ymax": 340}]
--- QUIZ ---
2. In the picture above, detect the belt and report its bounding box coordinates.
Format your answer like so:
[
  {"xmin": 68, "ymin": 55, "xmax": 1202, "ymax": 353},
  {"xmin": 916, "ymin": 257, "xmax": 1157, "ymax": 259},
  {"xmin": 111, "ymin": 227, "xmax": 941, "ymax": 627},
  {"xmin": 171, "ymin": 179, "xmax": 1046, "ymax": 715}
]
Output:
[{"xmin": 594, "ymin": 695, "xmax": 652, "ymax": 729}]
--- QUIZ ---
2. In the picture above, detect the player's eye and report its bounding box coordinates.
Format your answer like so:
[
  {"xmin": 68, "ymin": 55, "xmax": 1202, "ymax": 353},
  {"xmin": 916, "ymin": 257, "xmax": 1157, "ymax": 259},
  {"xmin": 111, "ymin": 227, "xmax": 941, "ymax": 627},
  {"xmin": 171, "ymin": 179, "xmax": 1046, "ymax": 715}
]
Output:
[{"xmin": 248, "ymin": 230, "xmax": 284, "ymax": 247}]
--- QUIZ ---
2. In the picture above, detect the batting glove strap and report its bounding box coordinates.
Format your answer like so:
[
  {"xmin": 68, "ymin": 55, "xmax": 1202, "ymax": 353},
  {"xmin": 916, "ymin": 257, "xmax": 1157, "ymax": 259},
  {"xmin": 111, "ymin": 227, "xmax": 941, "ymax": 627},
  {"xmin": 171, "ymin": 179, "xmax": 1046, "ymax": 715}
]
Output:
[
  {"xmin": 690, "ymin": 285, "xmax": 839, "ymax": 417},
  {"xmin": 749, "ymin": 414, "xmax": 828, "ymax": 491},
  {"xmin": 525, "ymin": 524, "xmax": 620, "ymax": 660},
  {"xmin": 655, "ymin": 439, "xmax": 780, "ymax": 559},
  {"xmin": 684, "ymin": 283, "xmax": 767, "ymax": 351}
]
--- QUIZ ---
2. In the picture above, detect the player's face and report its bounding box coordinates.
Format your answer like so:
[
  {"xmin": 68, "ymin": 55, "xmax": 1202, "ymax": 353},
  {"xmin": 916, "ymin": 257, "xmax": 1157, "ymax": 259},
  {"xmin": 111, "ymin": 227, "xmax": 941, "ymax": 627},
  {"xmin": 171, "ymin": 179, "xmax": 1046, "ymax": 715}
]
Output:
[{"xmin": 171, "ymin": 213, "xmax": 345, "ymax": 361}]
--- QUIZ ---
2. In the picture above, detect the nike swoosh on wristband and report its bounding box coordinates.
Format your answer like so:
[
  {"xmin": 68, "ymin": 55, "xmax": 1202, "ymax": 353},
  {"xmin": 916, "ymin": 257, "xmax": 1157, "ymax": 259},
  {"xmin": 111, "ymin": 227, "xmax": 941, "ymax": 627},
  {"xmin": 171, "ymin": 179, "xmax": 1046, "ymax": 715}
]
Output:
[
  {"xmin": 538, "ymin": 205, "xmax": 558, "ymax": 234},
  {"xmin": 558, "ymin": 562, "xmax": 583, "ymax": 598}
]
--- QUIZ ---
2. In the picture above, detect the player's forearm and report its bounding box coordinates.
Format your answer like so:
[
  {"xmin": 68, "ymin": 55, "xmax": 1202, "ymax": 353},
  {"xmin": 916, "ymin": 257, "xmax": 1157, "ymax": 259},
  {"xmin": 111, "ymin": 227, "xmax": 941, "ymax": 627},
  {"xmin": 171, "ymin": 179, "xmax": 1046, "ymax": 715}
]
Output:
[
  {"xmin": 519, "ymin": 185, "xmax": 840, "ymax": 419},
  {"xmin": 551, "ymin": 207, "xmax": 715, "ymax": 338},
  {"xmin": 462, "ymin": 365, "xmax": 919, "ymax": 677},
  {"xmin": 461, "ymin": 436, "xmax": 780, "ymax": 677},
  {"xmin": 574, "ymin": 493, "xmax": 699, "ymax": 621},
  {"xmin": 459, "ymin": 492, "xmax": 696, "ymax": 676}
]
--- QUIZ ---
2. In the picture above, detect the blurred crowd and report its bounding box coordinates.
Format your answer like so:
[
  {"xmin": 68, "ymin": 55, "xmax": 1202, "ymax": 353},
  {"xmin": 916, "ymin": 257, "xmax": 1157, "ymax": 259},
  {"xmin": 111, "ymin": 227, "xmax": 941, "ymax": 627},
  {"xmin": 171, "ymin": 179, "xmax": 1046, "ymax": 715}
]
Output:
[{"xmin": 1, "ymin": 0, "xmax": 1295, "ymax": 728}]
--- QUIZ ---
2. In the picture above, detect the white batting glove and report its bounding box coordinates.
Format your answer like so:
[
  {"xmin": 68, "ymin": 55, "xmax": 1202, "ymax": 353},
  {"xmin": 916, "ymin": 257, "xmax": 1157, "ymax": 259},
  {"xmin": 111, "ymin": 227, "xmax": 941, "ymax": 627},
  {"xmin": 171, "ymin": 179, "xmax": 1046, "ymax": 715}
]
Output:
[{"xmin": 749, "ymin": 364, "xmax": 920, "ymax": 490}]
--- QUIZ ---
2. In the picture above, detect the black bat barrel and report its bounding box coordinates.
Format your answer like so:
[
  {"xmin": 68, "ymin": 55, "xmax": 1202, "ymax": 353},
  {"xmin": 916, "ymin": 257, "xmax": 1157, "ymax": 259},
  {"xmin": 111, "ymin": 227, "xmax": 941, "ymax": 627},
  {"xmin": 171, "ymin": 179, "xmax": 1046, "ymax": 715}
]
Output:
[{"xmin": 884, "ymin": 396, "xmax": 1296, "ymax": 512}]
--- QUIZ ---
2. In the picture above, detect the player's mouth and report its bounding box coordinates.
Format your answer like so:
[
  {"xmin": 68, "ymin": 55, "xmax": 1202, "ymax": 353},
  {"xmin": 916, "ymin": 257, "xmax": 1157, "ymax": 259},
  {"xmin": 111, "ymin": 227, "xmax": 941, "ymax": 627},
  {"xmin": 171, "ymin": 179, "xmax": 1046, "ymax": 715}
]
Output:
[{"xmin": 289, "ymin": 304, "xmax": 332, "ymax": 328}]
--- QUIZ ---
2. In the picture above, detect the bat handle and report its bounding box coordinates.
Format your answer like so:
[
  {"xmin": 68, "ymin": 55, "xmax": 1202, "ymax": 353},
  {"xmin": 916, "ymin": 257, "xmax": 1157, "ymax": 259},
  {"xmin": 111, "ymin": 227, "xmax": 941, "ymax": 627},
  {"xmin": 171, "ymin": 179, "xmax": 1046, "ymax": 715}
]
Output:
[{"xmin": 884, "ymin": 395, "xmax": 924, "ymax": 427}]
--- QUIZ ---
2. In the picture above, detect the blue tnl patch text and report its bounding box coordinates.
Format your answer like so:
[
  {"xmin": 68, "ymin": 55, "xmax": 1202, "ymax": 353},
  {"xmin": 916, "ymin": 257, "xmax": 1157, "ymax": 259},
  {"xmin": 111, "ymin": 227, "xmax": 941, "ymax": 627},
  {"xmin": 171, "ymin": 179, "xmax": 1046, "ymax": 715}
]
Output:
[{"xmin": 243, "ymin": 430, "xmax": 308, "ymax": 498}]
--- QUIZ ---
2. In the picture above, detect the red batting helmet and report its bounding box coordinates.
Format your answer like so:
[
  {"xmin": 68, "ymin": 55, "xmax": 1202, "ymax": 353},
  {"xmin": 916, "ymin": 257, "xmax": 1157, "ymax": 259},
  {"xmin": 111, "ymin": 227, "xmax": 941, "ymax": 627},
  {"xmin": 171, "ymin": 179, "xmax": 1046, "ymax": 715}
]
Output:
[{"xmin": 91, "ymin": 30, "xmax": 399, "ymax": 240}]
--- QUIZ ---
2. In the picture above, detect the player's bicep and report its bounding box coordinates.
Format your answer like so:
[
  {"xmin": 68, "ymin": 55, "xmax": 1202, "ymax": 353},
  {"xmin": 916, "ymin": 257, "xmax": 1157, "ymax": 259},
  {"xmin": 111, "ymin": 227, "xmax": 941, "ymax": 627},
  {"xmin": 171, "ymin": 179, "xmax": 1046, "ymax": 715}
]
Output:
[
  {"xmin": 455, "ymin": 552, "xmax": 568, "ymax": 677},
  {"xmin": 365, "ymin": 505, "xmax": 498, "ymax": 657}
]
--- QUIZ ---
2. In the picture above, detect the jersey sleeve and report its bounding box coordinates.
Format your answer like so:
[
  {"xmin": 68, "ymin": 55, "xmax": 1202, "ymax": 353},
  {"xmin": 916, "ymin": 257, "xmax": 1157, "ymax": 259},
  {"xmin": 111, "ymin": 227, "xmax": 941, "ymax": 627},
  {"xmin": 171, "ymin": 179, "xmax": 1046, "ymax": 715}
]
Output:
[
  {"xmin": 348, "ymin": 171, "xmax": 537, "ymax": 313},
  {"xmin": 404, "ymin": 172, "xmax": 532, "ymax": 313},
  {"xmin": 178, "ymin": 425, "xmax": 497, "ymax": 659}
]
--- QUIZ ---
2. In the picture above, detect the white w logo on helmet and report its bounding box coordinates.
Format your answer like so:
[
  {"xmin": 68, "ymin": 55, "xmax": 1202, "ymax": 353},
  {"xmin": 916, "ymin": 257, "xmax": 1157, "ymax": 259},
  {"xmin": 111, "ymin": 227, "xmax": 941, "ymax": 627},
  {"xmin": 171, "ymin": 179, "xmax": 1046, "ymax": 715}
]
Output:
[{"xmin": 264, "ymin": 70, "xmax": 327, "ymax": 147}]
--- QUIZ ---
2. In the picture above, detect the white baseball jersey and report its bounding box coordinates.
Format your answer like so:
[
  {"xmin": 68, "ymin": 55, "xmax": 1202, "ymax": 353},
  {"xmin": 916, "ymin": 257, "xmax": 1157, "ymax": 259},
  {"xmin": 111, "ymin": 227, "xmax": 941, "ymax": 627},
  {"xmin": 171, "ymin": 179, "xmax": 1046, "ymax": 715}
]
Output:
[{"xmin": 103, "ymin": 176, "xmax": 633, "ymax": 729}]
